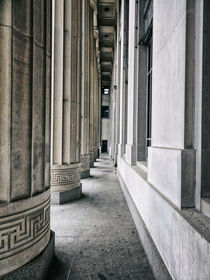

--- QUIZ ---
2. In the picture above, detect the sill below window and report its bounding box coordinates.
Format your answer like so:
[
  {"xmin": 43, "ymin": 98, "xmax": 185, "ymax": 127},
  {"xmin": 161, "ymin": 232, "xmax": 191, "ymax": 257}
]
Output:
[
  {"xmin": 136, "ymin": 161, "xmax": 148, "ymax": 173},
  {"xmin": 201, "ymin": 198, "xmax": 210, "ymax": 219}
]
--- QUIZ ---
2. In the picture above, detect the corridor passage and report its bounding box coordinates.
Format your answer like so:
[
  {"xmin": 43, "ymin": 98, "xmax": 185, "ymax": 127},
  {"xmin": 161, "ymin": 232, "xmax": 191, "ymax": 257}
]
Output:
[{"xmin": 48, "ymin": 155, "xmax": 155, "ymax": 280}]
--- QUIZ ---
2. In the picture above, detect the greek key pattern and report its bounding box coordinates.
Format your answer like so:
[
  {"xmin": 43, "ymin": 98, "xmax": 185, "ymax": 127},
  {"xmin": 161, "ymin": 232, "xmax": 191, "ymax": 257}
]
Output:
[
  {"xmin": 51, "ymin": 166, "xmax": 81, "ymax": 186},
  {"xmin": 81, "ymin": 155, "xmax": 90, "ymax": 171},
  {"xmin": 0, "ymin": 198, "xmax": 50, "ymax": 261}
]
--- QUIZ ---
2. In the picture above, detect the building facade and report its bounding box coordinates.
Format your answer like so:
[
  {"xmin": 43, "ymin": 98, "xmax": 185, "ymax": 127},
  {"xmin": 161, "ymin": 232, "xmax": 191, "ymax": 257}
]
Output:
[
  {"xmin": 109, "ymin": 0, "xmax": 210, "ymax": 279},
  {"xmin": 0, "ymin": 0, "xmax": 210, "ymax": 279}
]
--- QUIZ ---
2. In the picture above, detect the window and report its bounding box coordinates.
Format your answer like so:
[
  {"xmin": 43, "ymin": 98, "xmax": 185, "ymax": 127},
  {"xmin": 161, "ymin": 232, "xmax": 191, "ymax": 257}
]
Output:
[
  {"xmin": 101, "ymin": 106, "xmax": 109, "ymax": 118},
  {"xmin": 146, "ymin": 37, "xmax": 152, "ymax": 147},
  {"xmin": 103, "ymin": 88, "xmax": 109, "ymax": 95}
]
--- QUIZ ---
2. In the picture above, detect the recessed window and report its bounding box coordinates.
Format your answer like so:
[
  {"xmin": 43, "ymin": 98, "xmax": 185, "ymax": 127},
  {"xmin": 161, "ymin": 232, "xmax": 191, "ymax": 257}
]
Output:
[
  {"xmin": 104, "ymin": 7, "xmax": 110, "ymax": 12},
  {"xmin": 103, "ymin": 88, "xmax": 109, "ymax": 95},
  {"xmin": 101, "ymin": 106, "xmax": 109, "ymax": 118}
]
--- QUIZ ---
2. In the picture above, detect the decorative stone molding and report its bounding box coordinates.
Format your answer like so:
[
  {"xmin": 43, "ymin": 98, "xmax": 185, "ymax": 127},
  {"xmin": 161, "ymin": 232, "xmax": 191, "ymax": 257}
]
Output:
[
  {"xmin": 50, "ymin": 163, "xmax": 81, "ymax": 191},
  {"xmin": 0, "ymin": 190, "xmax": 51, "ymax": 276}
]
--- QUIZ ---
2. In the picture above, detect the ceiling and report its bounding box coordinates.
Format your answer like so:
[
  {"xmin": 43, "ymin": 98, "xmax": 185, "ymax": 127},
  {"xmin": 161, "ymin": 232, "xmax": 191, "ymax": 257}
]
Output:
[{"xmin": 98, "ymin": 0, "xmax": 117, "ymax": 89}]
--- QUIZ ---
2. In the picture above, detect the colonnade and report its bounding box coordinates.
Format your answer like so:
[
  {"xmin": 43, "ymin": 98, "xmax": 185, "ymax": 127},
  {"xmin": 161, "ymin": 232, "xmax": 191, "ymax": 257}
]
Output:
[
  {"xmin": 51, "ymin": 0, "xmax": 101, "ymax": 203},
  {"xmin": 0, "ymin": 0, "xmax": 101, "ymax": 276}
]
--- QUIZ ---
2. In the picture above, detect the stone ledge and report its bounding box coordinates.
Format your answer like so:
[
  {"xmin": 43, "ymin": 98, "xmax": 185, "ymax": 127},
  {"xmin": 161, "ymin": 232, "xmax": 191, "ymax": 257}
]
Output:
[
  {"xmin": 51, "ymin": 184, "xmax": 82, "ymax": 205},
  {"xmin": 118, "ymin": 172, "xmax": 171, "ymax": 280},
  {"xmin": 118, "ymin": 155, "xmax": 210, "ymax": 279},
  {"xmin": 0, "ymin": 231, "xmax": 55, "ymax": 280}
]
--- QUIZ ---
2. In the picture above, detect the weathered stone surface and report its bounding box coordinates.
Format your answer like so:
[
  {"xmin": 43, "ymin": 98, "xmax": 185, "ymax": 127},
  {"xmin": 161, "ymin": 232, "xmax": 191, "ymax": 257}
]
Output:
[
  {"xmin": 0, "ymin": 0, "xmax": 53, "ymax": 276},
  {"xmin": 0, "ymin": 231, "xmax": 55, "ymax": 280}
]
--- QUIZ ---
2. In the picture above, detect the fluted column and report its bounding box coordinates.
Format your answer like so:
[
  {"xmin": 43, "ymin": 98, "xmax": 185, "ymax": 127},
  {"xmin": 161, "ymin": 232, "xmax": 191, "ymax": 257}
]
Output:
[
  {"xmin": 89, "ymin": 8, "xmax": 95, "ymax": 167},
  {"xmin": 81, "ymin": 0, "xmax": 91, "ymax": 178},
  {"xmin": 94, "ymin": 50, "xmax": 99, "ymax": 161},
  {"xmin": 51, "ymin": 0, "xmax": 82, "ymax": 204},
  {"xmin": 0, "ymin": 0, "xmax": 52, "ymax": 276}
]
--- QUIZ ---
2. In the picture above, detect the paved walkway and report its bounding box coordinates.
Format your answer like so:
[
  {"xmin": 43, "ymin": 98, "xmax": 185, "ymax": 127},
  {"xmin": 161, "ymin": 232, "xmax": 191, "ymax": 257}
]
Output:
[{"xmin": 48, "ymin": 155, "xmax": 154, "ymax": 280}]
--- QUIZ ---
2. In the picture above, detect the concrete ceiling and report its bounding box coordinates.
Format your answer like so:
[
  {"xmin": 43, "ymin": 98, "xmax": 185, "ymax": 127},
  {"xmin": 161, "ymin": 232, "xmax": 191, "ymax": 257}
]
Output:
[{"xmin": 98, "ymin": 0, "xmax": 117, "ymax": 89}]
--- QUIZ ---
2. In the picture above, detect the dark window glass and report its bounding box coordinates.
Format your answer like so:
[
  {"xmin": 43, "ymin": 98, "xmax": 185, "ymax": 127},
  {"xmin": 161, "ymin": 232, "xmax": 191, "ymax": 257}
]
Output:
[{"xmin": 101, "ymin": 106, "xmax": 109, "ymax": 118}]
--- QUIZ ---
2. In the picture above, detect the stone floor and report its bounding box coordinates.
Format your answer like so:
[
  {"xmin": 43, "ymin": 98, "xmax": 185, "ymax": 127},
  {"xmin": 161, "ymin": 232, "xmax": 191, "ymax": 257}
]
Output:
[{"xmin": 47, "ymin": 155, "xmax": 155, "ymax": 280}]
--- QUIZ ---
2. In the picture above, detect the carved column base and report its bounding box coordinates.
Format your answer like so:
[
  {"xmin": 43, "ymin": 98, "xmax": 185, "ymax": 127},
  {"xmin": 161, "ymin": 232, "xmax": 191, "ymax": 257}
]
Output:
[
  {"xmin": 94, "ymin": 149, "xmax": 99, "ymax": 161},
  {"xmin": 0, "ymin": 190, "xmax": 51, "ymax": 277},
  {"xmin": 0, "ymin": 231, "xmax": 55, "ymax": 280},
  {"xmin": 50, "ymin": 163, "xmax": 81, "ymax": 204},
  {"xmin": 89, "ymin": 151, "xmax": 95, "ymax": 168},
  {"xmin": 81, "ymin": 155, "xmax": 90, "ymax": 179}
]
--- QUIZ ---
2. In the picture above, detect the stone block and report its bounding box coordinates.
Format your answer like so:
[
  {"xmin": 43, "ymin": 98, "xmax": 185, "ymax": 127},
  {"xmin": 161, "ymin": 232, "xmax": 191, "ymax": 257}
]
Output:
[
  {"xmin": 81, "ymin": 169, "xmax": 90, "ymax": 179},
  {"xmin": 51, "ymin": 184, "xmax": 82, "ymax": 205}
]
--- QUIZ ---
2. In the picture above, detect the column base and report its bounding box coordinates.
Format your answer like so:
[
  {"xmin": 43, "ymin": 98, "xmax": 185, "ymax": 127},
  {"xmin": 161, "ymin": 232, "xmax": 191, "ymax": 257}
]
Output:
[
  {"xmin": 94, "ymin": 149, "xmax": 99, "ymax": 161},
  {"xmin": 81, "ymin": 169, "xmax": 90, "ymax": 179},
  {"xmin": 51, "ymin": 184, "xmax": 82, "ymax": 205},
  {"xmin": 114, "ymin": 144, "xmax": 118, "ymax": 166},
  {"xmin": 0, "ymin": 231, "xmax": 55, "ymax": 280},
  {"xmin": 50, "ymin": 163, "xmax": 81, "ymax": 204},
  {"xmin": 118, "ymin": 144, "xmax": 124, "ymax": 156},
  {"xmin": 90, "ymin": 161, "xmax": 94, "ymax": 168},
  {"xmin": 81, "ymin": 155, "xmax": 90, "ymax": 178},
  {"xmin": 89, "ymin": 151, "xmax": 95, "ymax": 168}
]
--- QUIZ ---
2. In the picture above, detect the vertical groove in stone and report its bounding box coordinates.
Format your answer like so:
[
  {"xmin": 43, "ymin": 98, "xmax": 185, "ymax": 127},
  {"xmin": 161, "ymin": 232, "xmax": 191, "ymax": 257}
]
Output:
[
  {"xmin": 63, "ymin": 0, "xmax": 71, "ymax": 165},
  {"xmin": 0, "ymin": 0, "xmax": 12, "ymax": 203},
  {"xmin": 52, "ymin": 0, "xmax": 64, "ymax": 165},
  {"xmin": 86, "ymin": 1, "xmax": 90, "ymax": 156},
  {"xmin": 70, "ymin": 0, "xmax": 78, "ymax": 164},
  {"xmin": 89, "ymin": 8, "xmax": 94, "ymax": 161},
  {"xmin": 45, "ymin": 0, "xmax": 52, "ymax": 189},
  {"xmin": 31, "ymin": 0, "xmax": 46, "ymax": 195},
  {"xmin": 11, "ymin": 0, "xmax": 33, "ymax": 201},
  {"xmin": 76, "ymin": 0, "xmax": 82, "ymax": 163},
  {"xmin": 93, "ymin": 49, "xmax": 99, "ymax": 157},
  {"xmin": 81, "ymin": 0, "xmax": 90, "ymax": 157}
]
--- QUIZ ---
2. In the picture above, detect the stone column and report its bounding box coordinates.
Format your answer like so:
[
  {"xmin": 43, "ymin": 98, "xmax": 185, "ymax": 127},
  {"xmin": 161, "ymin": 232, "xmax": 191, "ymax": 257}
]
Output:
[
  {"xmin": 125, "ymin": 0, "xmax": 138, "ymax": 165},
  {"xmin": 118, "ymin": 0, "xmax": 126, "ymax": 156},
  {"xmin": 81, "ymin": 0, "xmax": 91, "ymax": 178},
  {"xmin": 114, "ymin": 5, "xmax": 121, "ymax": 165},
  {"xmin": 0, "ymin": 0, "xmax": 53, "ymax": 276},
  {"xmin": 89, "ymin": 8, "xmax": 95, "ymax": 167},
  {"xmin": 51, "ymin": 0, "xmax": 82, "ymax": 204},
  {"xmin": 98, "ymin": 75, "xmax": 102, "ymax": 154},
  {"xmin": 94, "ymin": 52, "xmax": 99, "ymax": 161}
]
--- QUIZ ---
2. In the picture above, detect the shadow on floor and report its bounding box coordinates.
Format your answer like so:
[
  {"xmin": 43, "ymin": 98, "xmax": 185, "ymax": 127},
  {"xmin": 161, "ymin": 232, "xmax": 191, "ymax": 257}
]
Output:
[{"xmin": 47, "ymin": 156, "xmax": 155, "ymax": 280}]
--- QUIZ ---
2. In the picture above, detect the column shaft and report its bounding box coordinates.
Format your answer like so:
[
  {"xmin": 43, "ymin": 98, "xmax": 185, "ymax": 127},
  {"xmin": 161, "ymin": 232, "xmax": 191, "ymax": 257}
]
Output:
[
  {"xmin": 81, "ymin": 0, "xmax": 91, "ymax": 178},
  {"xmin": 51, "ymin": 0, "xmax": 82, "ymax": 204},
  {"xmin": 89, "ymin": 8, "xmax": 95, "ymax": 167},
  {"xmin": 0, "ymin": 0, "xmax": 52, "ymax": 275}
]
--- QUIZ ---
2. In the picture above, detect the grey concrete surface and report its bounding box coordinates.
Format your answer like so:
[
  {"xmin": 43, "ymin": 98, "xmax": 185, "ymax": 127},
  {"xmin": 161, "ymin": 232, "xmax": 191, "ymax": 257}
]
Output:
[{"xmin": 48, "ymin": 155, "xmax": 155, "ymax": 280}]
